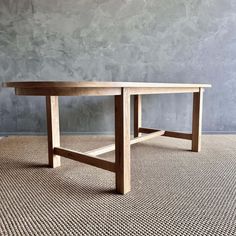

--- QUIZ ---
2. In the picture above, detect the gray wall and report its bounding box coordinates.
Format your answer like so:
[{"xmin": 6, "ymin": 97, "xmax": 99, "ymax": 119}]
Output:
[{"xmin": 0, "ymin": 0, "xmax": 236, "ymax": 134}]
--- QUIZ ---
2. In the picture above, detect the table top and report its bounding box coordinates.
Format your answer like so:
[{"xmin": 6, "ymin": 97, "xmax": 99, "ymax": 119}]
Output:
[{"xmin": 3, "ymin": 81, "xmax": 211, "ymax": 88}]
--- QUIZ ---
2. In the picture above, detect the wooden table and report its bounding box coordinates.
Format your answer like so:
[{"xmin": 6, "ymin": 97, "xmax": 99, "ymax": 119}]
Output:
[{"xmin": 3, "ymin": 81, "xmax": 211, "ymax": 194}]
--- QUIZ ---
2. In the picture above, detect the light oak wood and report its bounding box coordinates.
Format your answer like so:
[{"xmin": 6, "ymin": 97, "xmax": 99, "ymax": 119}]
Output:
[
  {"xmin": 134, "ymin": 95, "xmax": 142, "ymax": 138},
  {"xmin": 46, "ymin": 96, "xmax": 61, "ymax": 168},
  {"xmin": 115, "ymin": 89, "xmax": 131, "ymax": 194},
  {"xmin": 15, "ymin": 87, "xmax": 121, "ymax": 96},
  {"xmin": 139, "ymin": 127, "xmax": 164, "ymax": 134},
  {"xmin": 15, "ymin": 87, "xmax": 200, "ymax": 96},
  {"xmin": 3, "ymin": 81, "xmax": 212, "ymax": 88},
  {"xmin": 139, "ymin": 128, "xmax": 192, "ymax": 140},
  {"xmin": 192, "ymin": 89, "xmax": 203, "ymax": 152},
  {"xmin": 128, "ymin": 87, "xmax": 200, "ymax": 95},
  {"xmin": 164, "ymin": 131, "xmax": 192, "ymax": 140},
  {"xmin": 86, "ymin": 130, "xmax": 165, "ymax": 156},
  {"xmin": 131, "ymin": 130, "xmax": 165, "ymax": 144},
  {"xmin": 54, "ymin": 147, "xmax": 116, "ymax": 172},
  {"xmin": 86, "ymin": 144, "xmax": 116, "ymax": 156},
  {"xmin": 4, "ymin": 81, "xmax": 211, "ymax": 97},
  {"xmin": 3, "ymin": 81, "xmax": 211, "ymax": 194}
]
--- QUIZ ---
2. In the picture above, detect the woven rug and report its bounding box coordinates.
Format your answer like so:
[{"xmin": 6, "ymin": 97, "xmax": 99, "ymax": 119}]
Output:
[{"xmin": 1, "ymin": 135, "xmax": 236, "ymax": 235}]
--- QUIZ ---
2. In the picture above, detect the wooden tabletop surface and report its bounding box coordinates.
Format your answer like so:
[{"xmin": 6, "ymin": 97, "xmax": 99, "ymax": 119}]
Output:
[{"xmin": 3, "ymin": 81, "xmax": 211, "ymax": 88}]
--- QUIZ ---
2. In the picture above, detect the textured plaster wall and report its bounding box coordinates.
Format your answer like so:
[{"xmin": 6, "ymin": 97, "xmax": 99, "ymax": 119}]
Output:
[{"xmin": 0, "ymin": 0, "xmax": 236, "ymax": 134}]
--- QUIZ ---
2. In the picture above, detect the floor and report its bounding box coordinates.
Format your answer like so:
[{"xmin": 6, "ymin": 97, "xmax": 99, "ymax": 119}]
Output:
[{"xmin": 0, "ymin": 135, "xmax": 236, "ymax": 236}]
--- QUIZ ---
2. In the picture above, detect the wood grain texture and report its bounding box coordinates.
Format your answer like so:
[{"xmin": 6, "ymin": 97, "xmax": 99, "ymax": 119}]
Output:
[
  {"xmin": 128, "ymin": 87, "xmax": 200, "ymax": 95},
  {"xmin": 139, "ymin": 127, "xmax": 192, "ymax": 140},
  {"xmin": 46, "ymin": 96, "xmax": 61, "ymax": 168},
  {"xmin": 14, "ymin": 87, "xmax": 202, "ymax": 96},
  {"xmin": 164, "ymin": 131, "xmax": 192, "ymax": 140},
  {"xmin": 3, "ymin": 80, "xmax": 210, "ymax": 195},
  {"xmin": 3, "ymin": 81, "xmax": 212, "ymax": 88},
  {"xmin": 54, "ymin": 147, "xmax": 116, "ymax": 172},
  {"xmin": 86, "ymin": 130, "xmax": 164, "ymax": 156},
  {"xmin": 86, "ymin": 144, "xmax": 116, "ymax": 156},
  {"xmin": 115, "ymin": 89, "xmax": 131, "ymax": 194},
  {"xmin": 15, "ymin": 87, "xmax": 121, "ymax": 96},
  {"xmin": 192, "ymin": 89, "xmax": 204, "ymax": 152},
  {"xmin": 131, "ymin": 130, "xmax": 165, "ymax": 144},
  {"xmin": 134, "ymin": 95, "xmax": 142, "ymax": 138},
  {"xmin": 4, "ymin": 81, "xmax": 211, "ymax": 96}
]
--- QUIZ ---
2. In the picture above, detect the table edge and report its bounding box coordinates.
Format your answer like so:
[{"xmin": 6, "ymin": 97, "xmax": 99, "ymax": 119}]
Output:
[{"xmin": 2, "ymin": 81, "xmax": 212, "ymax": 89}]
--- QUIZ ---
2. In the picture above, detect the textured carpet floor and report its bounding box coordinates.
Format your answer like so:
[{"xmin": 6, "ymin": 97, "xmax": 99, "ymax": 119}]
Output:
[{"xmin": 0, "ymin": 135, "xmax": 236, "ymax": 236}]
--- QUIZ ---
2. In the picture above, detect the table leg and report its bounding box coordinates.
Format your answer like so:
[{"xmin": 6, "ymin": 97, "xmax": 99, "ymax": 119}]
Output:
[
  {"xmin": 192, "ymin": 89, "xmax": 204, "ymax": 152},
  {"xmin": 46, "ymin": 96, "xmax": 61, "ymax": 168},
  {"xmin": 134, "ymin": 95, "xmax": 142, "ymax": 138},
  {"xmin": 115, "ymin": 89, "xmax": 131, "ymax": 194}
]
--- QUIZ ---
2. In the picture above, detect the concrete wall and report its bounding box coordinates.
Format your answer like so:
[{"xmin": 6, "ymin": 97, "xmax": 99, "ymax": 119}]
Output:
[{"xmin": 0, "ymin": 0, "xmax": 236, "ymax": 134}]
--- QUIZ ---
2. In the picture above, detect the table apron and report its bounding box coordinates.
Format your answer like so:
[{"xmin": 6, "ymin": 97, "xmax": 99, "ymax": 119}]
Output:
[
  {"xmin": 15, "ymin": 87, "xmax": 122, "ymax": 96},
  {"xmin": 128, "ymin": 87, "xmax": 200, "ymax": 95},
  {"xmin": 15, "ymin": 87, "xmax": 201, "ymax": 96}
]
